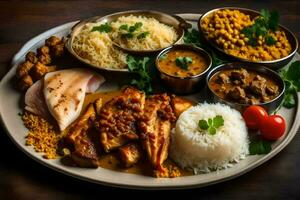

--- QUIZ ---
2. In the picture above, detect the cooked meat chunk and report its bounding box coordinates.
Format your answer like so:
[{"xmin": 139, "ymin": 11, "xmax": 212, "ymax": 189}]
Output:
[
  {"xmin": 38, "ymin": 54, "xmax": 52, "ymax": 65},
  {"xmin": 97, "ymin": 87, "xmax": 145, "ymax": 153},
  {"xmin": 25, "ymin": 51, "xmax": 38, "ymax": 64},
  {"xmin": 139, "ymin": 94, "xmax": 176, "ymax": 177},
  {"xmin": 227, "ymin": 86, "xmax": 246, "ymax": 101},
  {"xmin": 45, "ymin": 36, "xmax": 62, "ymax": 47},
  {"xmin": 249, "ymin": 75, "xmax": 266, "ymax": 96},
  {"xmin": 230, "ymin": 68, "xmax": 248, "ymax": 84},
  {"xmin": 266, "ymin": 85, "xmax": 279, "ymax": 95},
  {"xmin": 37, "ymin": 45, "xmax": 50, "ymax": 56},
  {"xmin": 216, "ymin": 73, "xmax": 230, "ymax": 84},
  {"xmin": 16, "ymin": 61, "xmax": 34, "ymax": 78},
  {"xmin": 66, "ymin": 99, "xmax": 102, "ymax": 168},
  {"xmin": 51, "ymin": 43, "xmax": 64, "ymax": 57},
  {"xmin": 118, "ymin": 143, "xmax": 143, "ymax": 168},
  {"xmin": 170, "ymin": 95, "xmax": 193, "ymax": 118},
  {"xmin": 18, "ymin": 75, "xmax": 33, "ymax": 91},
  {"xmin": 29, "ymin": 62, "xmax": 50, "ymax": 81}
]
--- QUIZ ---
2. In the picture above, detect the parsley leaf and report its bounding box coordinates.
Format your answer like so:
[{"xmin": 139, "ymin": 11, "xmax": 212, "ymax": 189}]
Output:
[
  {"xmin": 175, "ymin": 57, "xmax": 192, "ymax": 70},
  {"xmin": 183, "ymin": 29, "xmax": 226, "ymax": 67},
  {"xmin": 91, "ymin": 23, "xmax": 112, "ymax": 33},
  {"xmin": 119, "ymin": 24, "xmax": 128, "ymax": 31},
  {"xmin": 198, "ymin": 115, "xmax": 224, "ymax": 135},
  {"xmin": 126, "ymin": 55, "xmax": 153, "ymax": 94},
  {"xmin": 242, "ymin": 9, "xmax": 279, "ymax": 46},
  {"xmin": 137, "ymin": 31, "xmax": 150, "ymax": 39},
  {"xmin": 249, "ymin": 140, "xmax": 272, "ymax": 155},
  {"xmin": 280, "ymin": 61, "xmax": 300, "ymax": 108}
]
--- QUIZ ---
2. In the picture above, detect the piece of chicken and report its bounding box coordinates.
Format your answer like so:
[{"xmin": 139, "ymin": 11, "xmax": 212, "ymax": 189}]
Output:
[
  {"xmin": 139, "ymin": 94, "xmax": 176, "ymax": 177},
  {"xmin": 118, "ymin": 143, "xmax": 143, "ymax": 168},
  {"xmin": 66, "ymin": 99, "xmax": 102, "ymax": 168},
  {"xmin": 170, "ymin": 95, "xmax": 193, "ymax": 118},
  {"xmin": 96, "ymin": 87, "xmax": 145, "ymax": 153}
]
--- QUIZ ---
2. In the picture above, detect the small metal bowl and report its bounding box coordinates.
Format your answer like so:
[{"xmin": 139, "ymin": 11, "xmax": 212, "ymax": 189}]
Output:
[
  {"xmin": 198, "ymin": 7, "xmax": 298, "ymax": 70},
  {"xmin": 156, "ymin": 44, "xmax": 212, "ymax": 94},
  {"xmin": 206, "ymin": 62, "xmax": 285, "ymax": 113},
  {"xmin": 66, "ymin": 10, "xmax": 191, "ymax": 72}
]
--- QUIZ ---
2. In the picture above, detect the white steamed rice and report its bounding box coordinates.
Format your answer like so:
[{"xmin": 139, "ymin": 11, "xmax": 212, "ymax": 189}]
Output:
[{"xmin": 169, "ymin": 102, "xmax": 249, "ymax": 174}]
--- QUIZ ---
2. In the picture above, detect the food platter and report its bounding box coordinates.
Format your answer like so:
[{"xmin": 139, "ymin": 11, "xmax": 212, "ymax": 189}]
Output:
[{"xmin": 0, "ymin": 13, "xmax": 300, "ymax": 189}]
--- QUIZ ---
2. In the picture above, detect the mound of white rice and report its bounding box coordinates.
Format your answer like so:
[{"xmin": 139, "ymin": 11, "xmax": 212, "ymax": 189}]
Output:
[{"xmin": 169, "ymin": 103, "xmax": 249, "ymax": 174}]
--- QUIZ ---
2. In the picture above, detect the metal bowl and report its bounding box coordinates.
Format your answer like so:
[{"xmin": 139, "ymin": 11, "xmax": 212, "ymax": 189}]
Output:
[
  {"xmin": 198, "ymin": 7, "xmax": 298, "ymax": 70},
  {"xmin": 66, "ymin": 10, "xmax": 191, "ymax": 72},
  {"xmin": 206, "ymin": 62, "xmax": 285, "ymax": 114},
  {"xmin": 156, "ymin": 44, "xmax": 212, "ymax": 94}
]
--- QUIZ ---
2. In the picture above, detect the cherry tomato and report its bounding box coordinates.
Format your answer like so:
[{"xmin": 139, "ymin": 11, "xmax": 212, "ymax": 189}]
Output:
[
  {"xmin": 242, "ymin": 106, "xmax": 268, "ymax": 130},
  {"xmin": 260, "ymin": 115, "xmax": 286, "ymax": 140}
]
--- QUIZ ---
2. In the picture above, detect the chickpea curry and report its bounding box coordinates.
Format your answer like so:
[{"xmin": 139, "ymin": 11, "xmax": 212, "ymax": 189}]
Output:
[
  {"xmin": 209, "ymin": 68, "xmax": 281, "ymax": 105},
  {"xmin": 201, "ymin": 9, "xmax": 292, "ymax": 61},
  {"xmin": 158, "ymin": 49, "xmax": 209, "ymax": 78}
]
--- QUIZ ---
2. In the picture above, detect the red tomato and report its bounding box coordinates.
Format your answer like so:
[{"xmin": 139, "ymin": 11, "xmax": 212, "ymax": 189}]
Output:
[
  {"xmin": 242, "ymin": 106, "xmax": 268, "ymax": 130},
  {"xmin": 260, "ymin": 115, "xmax": 286, "ymax": 140}
]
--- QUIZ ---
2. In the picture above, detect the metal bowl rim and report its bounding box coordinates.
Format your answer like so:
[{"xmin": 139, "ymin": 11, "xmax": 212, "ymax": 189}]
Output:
[
  {"xmin": 206, "ymin": 62, "xmax": 286, "ymax": 107},
  {"xmin": 155, "ymin": 44, "xmax": 213, "ymax": 80},
  {"xmin": 198, "ymin": 7, "xmax": 299, "ymax": 65}
]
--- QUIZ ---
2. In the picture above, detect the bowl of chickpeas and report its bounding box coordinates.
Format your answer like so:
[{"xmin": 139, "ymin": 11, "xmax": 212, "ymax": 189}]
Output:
[{"xmin": 198, "ymin": 7, "xmax": 298, "ymax": 69}]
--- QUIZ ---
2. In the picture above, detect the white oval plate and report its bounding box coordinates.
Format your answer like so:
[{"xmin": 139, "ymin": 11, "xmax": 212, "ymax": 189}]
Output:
[{"xmin": 0, "ymin": 14, "xmax": 299, "ymax": 189}]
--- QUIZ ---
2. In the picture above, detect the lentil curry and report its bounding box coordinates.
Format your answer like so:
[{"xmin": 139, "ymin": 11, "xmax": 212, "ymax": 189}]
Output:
[
  {"xmin": 158, "ymin": 49, "xmax": 209, "ymax": 78},
  {"xmin": 209, "ymin": 68, "xmax": 281, "ymax": 104}
]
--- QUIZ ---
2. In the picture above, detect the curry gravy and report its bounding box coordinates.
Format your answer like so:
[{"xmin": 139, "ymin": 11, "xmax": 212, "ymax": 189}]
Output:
[
  {"xmin": 158, "ymin": 49, "xmax": 208, "ymax": 78},
  {"xmin": 80, "ymin": 91, "xmax": 193, "ymax": 177}
]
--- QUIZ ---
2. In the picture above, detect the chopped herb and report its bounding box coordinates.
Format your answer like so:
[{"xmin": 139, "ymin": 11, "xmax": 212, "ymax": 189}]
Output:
[
  {"xmin": 137, "ymin": 31, "xmax": 150, "ymax": 39},
  {"xmin": 183, "ymin": 29, "xmax": 226, "ymax": 67},
  {"xmin": 18, "ymin": 112, "xmax": 22, "ymax": 116},
  {"xmin": 119, "ymin": 24, "xmax": 128, "ymax": 31},
  {"xmin": 91, "ymin": 23, "xmax": 112, "ymax": 33},
  {"xmin": 121, "ymin": 33, "xmax": 134, "ymax": 39},
  {"xmin": 242, "ymin": 9, "xmax": 279, "ymax": 46},
  {"xmin": 175, "ymin": 57, "xmax": 193, "ymax": 70},
  {"xmin": 126, "ymin": 55, "xmax": 153, "ymax": 94},
  {"xmin": 249, "ymin": 140, "xmax": 272, "ymax": 155},
  {"xmin": 129, "ymin": 22, "xmax": 143, "ymax": 32},
  {"xmin": 280, "ymin": 61, "xmax": 300, "ymax": 108},
  {"xmin": 198, "ymin": 115, "xmax": 224, "ymax": 135}
]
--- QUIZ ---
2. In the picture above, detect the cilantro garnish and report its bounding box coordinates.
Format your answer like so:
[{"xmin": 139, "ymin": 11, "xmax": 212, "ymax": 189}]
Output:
[
  {"xmin": 280, "ymin": 61, "xmax": 300, "ymax": 108},
  {"xmin": 183, "ymin": 29, "xmax": 226, "ymax": 67},
  {"xmin": 198, "ymin": 115, "xmax": 224, "ymax": 135},
  {"xmin": 126, "ymin": 55, "xmax": 153, "ymax": 94},
  {"xmin": 249, "ymin": 140, "xmax": 272, "ymax": 155},
  {"xmin": 242, "ymin": 9, "xmax": 279, "ymax": 46},
  {"xmin": 119, "ymin": 22, "xmax": 148, "ymax": 39},
  {"xmin": 175, "ymin": 57, "xmax": 193, "ymax": 70},
  {"xmin": 91, "ymin": 23, "xmax": 112, "ymax": 33}
]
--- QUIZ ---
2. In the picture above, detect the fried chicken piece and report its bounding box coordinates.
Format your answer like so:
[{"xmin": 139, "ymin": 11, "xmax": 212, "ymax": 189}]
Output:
[
  {"xmin": 45, "ymin": 36, "xmax": 62, "ymax": 47},
  {"xmin": 29, "ymin": 62, "xmax": 53, "ymax": 81},
  {"xmin": 25, "ymin": 51, "xmax": 38, "ymax": 64},
  {"xmin": 37, "ymin": 45, "xmax": 50, "ymax": 56},
  {"xmin": 18, "ymin": 75, "xmax": 33, "ymax": 91},
  {"xmin": 66, "ymin": 99, "xmax": 102, "ymax": 168},
  {"xmin": 97, "ymin": 87, "xmax": 145, "ymax": 153},
  {"xmin": 118, "ymin": 143, "xmax": 143, "ymax": 168},
  {"xmin": 38, "ymin": 54, "xmax": 51, "ymax": 65},
  {"xmin": 16, "ymin": 61, "xmax": 34, "ymax": 78},
  {"xmin": 51, "ymin": 43, "xmax": 64, "ymax": 57},
  {"xmin": 170, "ymin": 95, "xmax": 193, "ymax": 118},
  {"xmin": 139, "ymin": 94, "xmax": 176, "ymax": 177}
]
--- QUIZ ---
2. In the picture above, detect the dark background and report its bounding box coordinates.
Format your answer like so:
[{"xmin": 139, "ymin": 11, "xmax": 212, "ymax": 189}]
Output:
[{"xmin": 0, "ymin": 0, "xmax": 299, "ymax": 199}]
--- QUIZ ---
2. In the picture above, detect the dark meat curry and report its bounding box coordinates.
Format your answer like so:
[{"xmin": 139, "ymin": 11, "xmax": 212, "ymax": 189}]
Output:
[{"xmin": 209, "ymin": 68, "xmax": 280, "ymax": 105}]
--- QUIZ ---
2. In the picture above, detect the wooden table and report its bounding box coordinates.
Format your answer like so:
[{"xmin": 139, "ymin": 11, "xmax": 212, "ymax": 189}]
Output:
[{"xmin": 0, "ymin": 0, "xmax": 299, "ymax": 198}]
